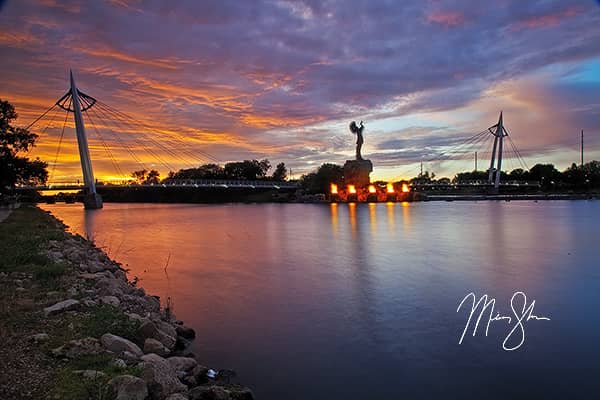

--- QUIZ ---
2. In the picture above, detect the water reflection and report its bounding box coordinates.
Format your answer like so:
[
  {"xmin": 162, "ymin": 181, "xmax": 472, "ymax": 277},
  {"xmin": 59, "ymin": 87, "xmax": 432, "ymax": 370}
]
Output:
[
  {"xmin": 40, "ymin": 201, "xmax": 600, "ymax": 400},
  {"xmin": 386, "ymin": 202, "xmax": 395, "ymax": 234},
  {"xmin": 330, "ymin": 203, "xmax": 338, "ymax": 238}
]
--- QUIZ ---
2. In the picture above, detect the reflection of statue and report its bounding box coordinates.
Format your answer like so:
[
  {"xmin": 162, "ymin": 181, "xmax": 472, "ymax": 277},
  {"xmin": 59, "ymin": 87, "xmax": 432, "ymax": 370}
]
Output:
[{"xmin": 349, "ymin": 120, "xmax": 364, "ymax": 160}]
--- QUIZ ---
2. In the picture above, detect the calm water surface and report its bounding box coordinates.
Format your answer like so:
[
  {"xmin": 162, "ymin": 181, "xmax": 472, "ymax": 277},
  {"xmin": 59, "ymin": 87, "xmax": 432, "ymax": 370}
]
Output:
[{"xmin": 41, "ymin": 201, "xmax": 600, "ymax": 399}]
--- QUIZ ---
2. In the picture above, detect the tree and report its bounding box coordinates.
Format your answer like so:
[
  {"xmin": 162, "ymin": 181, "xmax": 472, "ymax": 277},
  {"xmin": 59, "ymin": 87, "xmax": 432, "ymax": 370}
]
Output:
[
  {"xmin": 223, "ymin": 159, "xmax": 271, "ymax": 180},
  {"xmin": 131, "ymin": 169, "xmax": 160, "ymax": 184},
  {"xmin": 301, "ymin": 163, "xmax": 344, "ymax": 193},
  {"xmin": 272, "ymin": 162, "xmax": 287, "ymax": 181},
  {"xmin": 0, "ymin": 100, "xmax": 48, "ymax": 193},
  {"xmin": 131, "ymin": 169, "xmax": 148, "ymax": 184},
  {"xmin": 145, "ymin": 169, "xmax": 160, "ymax": 184}
]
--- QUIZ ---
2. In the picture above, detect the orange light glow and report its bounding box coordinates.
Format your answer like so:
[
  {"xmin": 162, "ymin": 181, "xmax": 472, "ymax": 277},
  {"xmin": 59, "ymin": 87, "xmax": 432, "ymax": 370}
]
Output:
[
  {"xmin": 402, "ymin": 183, "xmax": 410, "ymax": 193},
  {"xmin": 386, "ymin": 183, "xmax": 395, "ymax": 193},
  {"xmin": 347, "ymin": 184, "xmax": 356, "ymax": 194},
  {"xmin": 368, "ymin": 185, "xmax": 376, "ymax": 193},
  {"xmin": 330, "ymin": 183, "xmax": 338, "ymax": 194}
]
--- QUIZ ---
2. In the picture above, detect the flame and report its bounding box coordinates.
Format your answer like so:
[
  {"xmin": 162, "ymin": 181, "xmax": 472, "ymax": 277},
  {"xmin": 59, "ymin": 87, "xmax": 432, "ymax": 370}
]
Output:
[
  {"xmin": 386, "ymin": 183, "xmax": 395, "ymax": 193},
  {"xmin": 347, "ymin": 184, "xmax": 356, "ymax": 194},
  {"xmin": 368, "ymin": 185, "xmax": 376, "ymax": 193},
  {"xmin": 330, "ymin": 183, "xmax": 338, "ymax": 194},
  {"xmin": 402, "ymin": 183, "xmax": 410, "ymax": 193}
]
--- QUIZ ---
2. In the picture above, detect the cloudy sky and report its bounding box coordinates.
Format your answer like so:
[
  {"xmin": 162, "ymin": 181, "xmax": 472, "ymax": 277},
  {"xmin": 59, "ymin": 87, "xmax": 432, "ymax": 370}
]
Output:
[{"xmin": 1, "ymin": 0, "xmax": 599, "ymax": 182}]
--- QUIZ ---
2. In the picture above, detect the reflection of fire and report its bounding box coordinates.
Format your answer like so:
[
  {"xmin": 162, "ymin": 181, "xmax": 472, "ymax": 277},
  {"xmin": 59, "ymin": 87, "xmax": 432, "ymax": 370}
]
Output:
[
  {"xmin": 402, "ymin": 183, "xmax": 410, "ymax": 193},
  {"xmin": 368, "ymin": 185, "xmax": 376, "ymax": 193},
  {"xmin": 348, "ymin": 185, "xmax": 357, "ymax": 194},
  {"xmin": 330, "ymin": 183, "xmax": 338, "ymax": 194},
  {"xmin": 386, "ymin": 183, "xmax": 394, "ymax": 193}
]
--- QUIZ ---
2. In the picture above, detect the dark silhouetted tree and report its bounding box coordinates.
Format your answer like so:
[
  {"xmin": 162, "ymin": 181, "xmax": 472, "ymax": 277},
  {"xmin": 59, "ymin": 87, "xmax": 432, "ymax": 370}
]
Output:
[
  {"xmin": 272, "ymin": 162, "xmax": 287, "ymax": 181},
  {"xmin": 145, "ymin": 169, "xmax": 160, "ymax": 184},
  {"xmin": 301, "ymin": 163, "xmax": 344, "ymax": 193},
  {"xmin": 131, "ymin": 169, "xmax": 148, "ymax": 184},
  {"xmin": 0, "ymin": 100, "xmax": 48, "ymax": 193}
]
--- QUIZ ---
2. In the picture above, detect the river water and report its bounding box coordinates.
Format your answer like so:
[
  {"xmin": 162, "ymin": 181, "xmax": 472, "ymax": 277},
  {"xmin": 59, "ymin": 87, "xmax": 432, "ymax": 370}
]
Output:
[{"xmin": 41, "ymin": 201, "xmax": 600, "ymax": 399}]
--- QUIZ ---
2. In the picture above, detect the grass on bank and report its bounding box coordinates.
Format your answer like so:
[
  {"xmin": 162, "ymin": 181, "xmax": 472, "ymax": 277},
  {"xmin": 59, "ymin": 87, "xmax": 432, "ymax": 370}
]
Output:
[
  {"xmin": 0, "ymin": 205, "xmax": 69, "ymax": 283},
  {"xmin": 0, "ymin": 206, "xmax": 142, "ymax": 400}
]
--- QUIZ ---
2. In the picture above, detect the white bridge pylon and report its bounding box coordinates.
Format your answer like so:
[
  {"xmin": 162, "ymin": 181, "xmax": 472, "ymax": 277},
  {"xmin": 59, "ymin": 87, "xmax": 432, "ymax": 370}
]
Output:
[
  {"xmin": 56, "ymin": 70, "xmax": 103, "ymax": 209},
  {"xmin": 487, "ymin": 111, "xmax": 509, "ymax": 191}
]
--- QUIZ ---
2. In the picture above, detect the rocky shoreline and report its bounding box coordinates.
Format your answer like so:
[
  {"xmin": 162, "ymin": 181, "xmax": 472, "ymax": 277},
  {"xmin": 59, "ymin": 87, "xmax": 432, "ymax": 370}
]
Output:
[{"xmin": 0, "ymin": 206, "xmax": 253, "ymax": 400}]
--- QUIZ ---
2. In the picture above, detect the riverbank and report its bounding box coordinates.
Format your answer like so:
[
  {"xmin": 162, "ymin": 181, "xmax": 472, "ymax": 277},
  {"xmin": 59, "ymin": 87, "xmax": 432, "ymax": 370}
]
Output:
[{"xmin": 0, "ymin": 205, "xmax": 253, "ymax": 400}]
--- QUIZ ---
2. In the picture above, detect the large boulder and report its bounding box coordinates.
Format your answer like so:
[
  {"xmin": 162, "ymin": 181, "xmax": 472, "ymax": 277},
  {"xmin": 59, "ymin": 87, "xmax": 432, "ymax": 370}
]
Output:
[
  {"xmin": 166, "ymin": 394, "xmax": 189, "ymax": 400},
  {"xmin": 140, "ymin": 353, "xmax": 187, "ymax": 399},
  {"xmin": 138, "ymin": 320, "xmax": 177, "ymax": 350},
  {"xmin": 189, "ymin": 386, "xmax": 253, "ymax": 400},
  {"xmin": 43, "ymin": 299, "xmax": 80, "ymax": 316},
  {"xmin": 175, "ymin": 324, "xmax": 196, "ymax": 340},
  {"xmin": 109, "ymin": 375, "xmax": 149, "ymax": 400},
  {"xmin": 100, "ymin": 333, "xmax": 143, "ymax": 358},
  {"xmin": 144, "ymin": 338, "xmax": 170, "ymax": 357},
  {"xmin": 51, "ymin": 337, "xmax": 104, "ymax": 359},
  {"xmin": 167, "ymin": 356, "xmax": 197, "ymax": 375}
]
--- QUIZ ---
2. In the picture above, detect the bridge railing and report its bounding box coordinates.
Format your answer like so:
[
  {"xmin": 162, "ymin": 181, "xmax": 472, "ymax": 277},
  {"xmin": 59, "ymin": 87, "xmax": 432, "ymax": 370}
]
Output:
[{"xmin": 17, "ymin": 179, "xmax": 300, "ymax": 190}]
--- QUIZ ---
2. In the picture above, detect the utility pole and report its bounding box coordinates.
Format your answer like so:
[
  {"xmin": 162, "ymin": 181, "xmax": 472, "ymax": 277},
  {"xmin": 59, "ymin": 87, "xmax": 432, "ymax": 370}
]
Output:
[
  {"xmin": 581, "ymin": 130, "xmax": 584, "ymax": 167},
  {"xmin": 420, "ymin": 162, "xmax": 423, "ymax": 176}
]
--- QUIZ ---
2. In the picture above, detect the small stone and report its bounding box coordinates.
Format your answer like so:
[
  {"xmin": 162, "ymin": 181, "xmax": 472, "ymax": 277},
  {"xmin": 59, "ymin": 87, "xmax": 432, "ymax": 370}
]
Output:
[
  {"xmin": 44, "ymin": 299, "xmax": 80, "ymax": 316},
  {"xmin": 73, "ymin": 370, "xmax": 107, "ymax": 380},
  {"xmin": 51, "ymin": 337, "xmax": 103, "ymax": 359},
  {"xmin": 113, "ymin": 358, "xmax": 127, "ymax": 369},
  {"xmin": 27, "ymin": 333, "xmax": 50, "ymax": 343},
  {"xmin": 101, "ymin": 333, "xmax": 143, "ymax": 357},
  {"xmin": 100, "ymin": 295, "xmax": 121, "ymax": 307},
  {"xmin": 83, "ymin": 299, "xmax": 98, "ymax": 307}
]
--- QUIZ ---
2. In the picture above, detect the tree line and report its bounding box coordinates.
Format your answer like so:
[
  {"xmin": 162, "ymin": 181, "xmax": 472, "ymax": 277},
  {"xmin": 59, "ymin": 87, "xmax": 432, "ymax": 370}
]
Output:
[{"xmin": 130, "ymin": 160, "xmax": 287, "ymax": 184}]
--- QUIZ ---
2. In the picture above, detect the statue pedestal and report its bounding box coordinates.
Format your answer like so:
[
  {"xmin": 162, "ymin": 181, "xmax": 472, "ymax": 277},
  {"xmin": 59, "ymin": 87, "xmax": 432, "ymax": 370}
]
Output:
[{"xmin": 344, "ymin": 159, "xmax": 373, "ymax": 189}]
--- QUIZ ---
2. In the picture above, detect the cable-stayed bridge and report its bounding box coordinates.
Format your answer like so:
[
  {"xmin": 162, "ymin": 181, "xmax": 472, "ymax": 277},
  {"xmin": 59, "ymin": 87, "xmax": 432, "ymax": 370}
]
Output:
[{"xmin": 21, "ymin": 71, "xmax": 531, "ymax": 208}]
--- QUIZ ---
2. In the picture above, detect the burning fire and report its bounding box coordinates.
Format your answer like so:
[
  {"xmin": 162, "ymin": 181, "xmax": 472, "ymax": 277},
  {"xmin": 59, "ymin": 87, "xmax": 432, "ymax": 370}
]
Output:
[
  {"xmin": 402, "ymin": 183, "xmax": 410, "ymax": 193},
  {"xmin": 386, "ymin": 183, "xmax": 395, "ymax": 193},
  {"xmin": 330, "ymin": 183, "xmax": 338, "ymax": 194},
  {"xmin": 347, "ymin": 185, "xmax": 357, "ymax": 194},
  {"xmin": 368, "ymin": 185, "xmax": 376, "ymax": 194}
]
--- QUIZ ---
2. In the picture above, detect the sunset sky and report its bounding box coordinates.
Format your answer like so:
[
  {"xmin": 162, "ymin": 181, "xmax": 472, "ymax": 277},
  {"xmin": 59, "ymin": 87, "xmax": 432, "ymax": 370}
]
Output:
[{"xmin": 1, "ymin": 0, "xmax": 599, "ymax": 182}]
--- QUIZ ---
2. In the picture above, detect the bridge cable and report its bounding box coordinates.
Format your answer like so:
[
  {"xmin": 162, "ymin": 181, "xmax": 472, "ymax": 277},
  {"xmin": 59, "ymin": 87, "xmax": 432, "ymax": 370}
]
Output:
[
  {"xmin": 83, "ymin": 101, "xmax": 149, "ymax": 173},
  {"xmin": 88, "ymin": 103, "xmax": 175, "ymax": 173},
  {"xmin": 24, "ymin": 103, "xmax": 59, "ymax": 131},
  {"xmin": 83, "ymin": 106, "xmax": 126, "ymax": 179},
  {"xmin": 49, "ymin": 100, "xmax": 71, "ymax": 184},
  {"xmin": 94, "ymin": 103, "xmax": 193, "ymax": 168},
  {"xmin": 95, "ymin": 101, "xmax": 219, "ymax": 166},
  {"xmin": 95, "ymin": 100, "xmax": 221, "ymax": 165}
]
